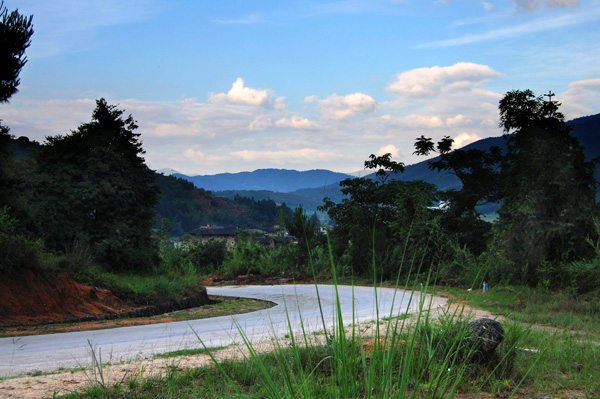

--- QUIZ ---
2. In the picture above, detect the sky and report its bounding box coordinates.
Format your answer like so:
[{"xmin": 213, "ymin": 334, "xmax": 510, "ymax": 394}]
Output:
[{"xmin": 1, "ymin": 0, "xmax": 599, "ymax": 175}]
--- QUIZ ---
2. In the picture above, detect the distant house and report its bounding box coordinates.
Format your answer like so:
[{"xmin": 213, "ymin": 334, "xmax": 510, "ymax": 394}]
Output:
[
  {"xmin": 188, "ymin": 225, "xmax": 239, "ymax": 248},
  {"xmin": 257, "ymin": 234, "xmax": 296, "ymax": 248}
]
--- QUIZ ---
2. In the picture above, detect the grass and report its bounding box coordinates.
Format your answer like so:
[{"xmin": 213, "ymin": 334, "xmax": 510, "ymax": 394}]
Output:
[
  {"xmin": 441, "ymin": 285, "xmax": 600, "ymax": 338},
  {"xmin": 57, "ymin": 275, "xmax": 600, "ymax": 399},
  {"xmin": 153, "ymin": 346, "xmax": 228, "ymax": 359}
]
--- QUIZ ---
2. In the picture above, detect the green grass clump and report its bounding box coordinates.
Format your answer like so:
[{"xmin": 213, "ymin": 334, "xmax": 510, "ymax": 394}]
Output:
[{"xmin": 443, "ymin": 285, "xmax": 600, "ymax": 337}]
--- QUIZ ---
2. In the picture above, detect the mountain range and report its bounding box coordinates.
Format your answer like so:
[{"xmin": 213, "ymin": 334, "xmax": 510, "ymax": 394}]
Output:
[{"xmin": 173, "ymin": 113, "xmax": 600, "ymax": 212}]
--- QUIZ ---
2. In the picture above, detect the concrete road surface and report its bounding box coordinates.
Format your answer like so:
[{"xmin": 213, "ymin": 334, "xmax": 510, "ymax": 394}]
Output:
[{"xmin": 0, "ymin": 284, "xmax": 423, "ymax": 378}]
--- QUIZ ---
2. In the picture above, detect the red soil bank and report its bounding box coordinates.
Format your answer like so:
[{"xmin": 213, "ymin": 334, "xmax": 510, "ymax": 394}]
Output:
[{"xmin": 0, "ymin": 270, "xmax": 131, "ymax": 327}]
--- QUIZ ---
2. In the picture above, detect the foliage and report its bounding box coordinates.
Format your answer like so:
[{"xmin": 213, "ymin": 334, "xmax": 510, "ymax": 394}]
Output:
[
  {"xmin": 413, "ymin": 135, "xmax": 502, "ymax": 254},
  {"xmin": 221, "ymin": 237, "xmax": 266, "ymax": 276},
  {"xmin": 0, "ymin": 1, "xmax": 33, "ymax": 103},
  {"xmin": 284, "ymin": 205, "xmax": 320, "ymax": 267},
  {"xmin": 186, "ymin": 239, "xmax": 229, "ymax": 273},
  {"xmin": 0, "ymin": 206, "xmax": 45, "ymax": 273},
  {"xmin": 33, "ymin": 99, "xmax": 159, "ymax": 272},
  {"xmin": 321, "ymin": 153, "xmax": 444, "ymax": 278},
  {"xmin": 154, "ymin": 174, "xmax": 295, "ymax": 235},
  {"xmin": 496, "ymin": 90, "xmax": 597, "ymax": 284},
  {"xmin": 232, "ymin": 194, "xmax": 294, "ymax": 229}
]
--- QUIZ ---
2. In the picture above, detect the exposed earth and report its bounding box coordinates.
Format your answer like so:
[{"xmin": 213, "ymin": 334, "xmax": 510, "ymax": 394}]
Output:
[{"xmin": 0, "ymin": 272, "xmax": 287, "ymax": 337}]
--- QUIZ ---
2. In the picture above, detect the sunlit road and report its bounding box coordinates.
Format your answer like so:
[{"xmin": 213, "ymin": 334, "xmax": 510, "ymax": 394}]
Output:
[{"xmin": 0, "ymin": 284, "xmax": 422, "ymax": 378}]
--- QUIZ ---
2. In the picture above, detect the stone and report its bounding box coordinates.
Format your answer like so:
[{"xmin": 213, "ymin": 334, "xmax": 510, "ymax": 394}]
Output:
[{"xmin": 464, "ymin": 318, "xmax": 504, "ymax": 360}]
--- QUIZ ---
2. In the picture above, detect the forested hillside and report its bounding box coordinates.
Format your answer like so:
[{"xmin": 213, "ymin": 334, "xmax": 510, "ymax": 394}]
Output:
[{"xmin": 154, "ymin": 173, "xmax": 294, "ymax": 235}]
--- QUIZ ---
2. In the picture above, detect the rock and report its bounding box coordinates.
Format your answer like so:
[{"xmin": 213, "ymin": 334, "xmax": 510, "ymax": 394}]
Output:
[{"xmin": 464, "ymin": 318, "xmax": 504, "ymax": 360}]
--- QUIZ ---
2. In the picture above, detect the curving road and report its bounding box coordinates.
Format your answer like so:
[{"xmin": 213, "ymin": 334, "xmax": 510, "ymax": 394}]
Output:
[{"xmin": 0, "ymin": 284, "xmax": 424, "ymax": 378}]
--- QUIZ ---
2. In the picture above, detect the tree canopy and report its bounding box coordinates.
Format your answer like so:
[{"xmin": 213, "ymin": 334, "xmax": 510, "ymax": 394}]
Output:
[
  {"xmin": 0, "ymin": 1, "xmax": 33, "ymax": 103},
  {"xmin": 35, "ymin": 99, "xmax": 159, "ymax": 272},
  {"xmin": 496, "ymin": 90, "xmax": 597, "ymax": 284}
]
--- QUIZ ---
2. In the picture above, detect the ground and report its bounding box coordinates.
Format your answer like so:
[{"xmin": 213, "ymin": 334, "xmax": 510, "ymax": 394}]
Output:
[{"xmin": 0, "ymin": 275, "xmax": 590, "ymax": 398}]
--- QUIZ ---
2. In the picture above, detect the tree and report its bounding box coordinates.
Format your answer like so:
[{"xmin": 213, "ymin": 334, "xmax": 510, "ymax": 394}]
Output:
[
  {"xmin": 0, "ymin": 2, "xmax": 33, "ymax": 207},
  {"xmin": 496, "ymin": 90, "xmax": 597, "ymax": 284},
  {"xmin": 36, "ymin": 99, "xmax": 159, "ymax": 272},
  {"xmin": 320, "ymin": 154, "xmax": 442, "ymax": 276},
  {"xmin": 0, "ymin": 1, "xmax": 33, "ymax": 103},
  {"xmin": 285, "ymin": 206, "xmax": 318, "ymax": 267},
  {"xmin": 413, "ymin": 136, "xmax": 503, "ymax": 253}
]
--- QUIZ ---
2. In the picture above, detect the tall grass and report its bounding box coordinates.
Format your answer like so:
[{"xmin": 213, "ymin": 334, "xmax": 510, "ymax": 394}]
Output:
[
  {"xmin": 66, "ymin": 231, "xmax": 582, "ymax": 399},
  {"xmin": 187, "ymin": 232, "xmax": 533, "ymax": 399}
]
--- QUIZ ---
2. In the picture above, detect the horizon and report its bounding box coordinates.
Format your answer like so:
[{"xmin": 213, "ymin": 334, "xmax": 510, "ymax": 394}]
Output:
[{"xmin": 1, "ymin": 0, "xmax": 599, "ymax": 175}]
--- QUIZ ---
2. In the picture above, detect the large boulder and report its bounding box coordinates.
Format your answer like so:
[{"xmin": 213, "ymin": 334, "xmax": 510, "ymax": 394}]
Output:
[{"xmin": 463, "ymin": 318, "xmax": 504, "ymax": 361}]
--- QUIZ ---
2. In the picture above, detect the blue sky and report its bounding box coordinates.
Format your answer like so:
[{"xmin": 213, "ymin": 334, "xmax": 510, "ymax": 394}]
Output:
[{"xmin": 2, "ymin": 0, "xmax": 599, "ymax": 175}]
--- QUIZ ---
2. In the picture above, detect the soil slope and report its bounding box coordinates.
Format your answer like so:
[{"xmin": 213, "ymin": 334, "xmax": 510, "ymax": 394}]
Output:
[{"xmin": 0, "ymin": 270, "xmax": 131, "ymax": 327}]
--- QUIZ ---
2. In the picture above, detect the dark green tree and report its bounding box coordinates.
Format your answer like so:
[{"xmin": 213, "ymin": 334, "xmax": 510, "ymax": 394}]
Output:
[
  {"xmin": 320, "ymin": 154, "xmax": 443, "ymax": 276},
  {"xmin": 0, "ymin": 2, "xmax": 33, "ymax": 207},
  {"xmin": 413, "ymin": 136, "xmax": 503, "ymax": 254},
  {"xmin": 285, "ymin": 205, "xmax": 319, "ymax": 267},
  {"xmin": 0, "ymin": 1, "xmax": 33, "ymax": 103},
  {"xmin": 36, "ymin": 99, "xmax": 159, "ymax": 272},
  {"xmin": 496, "ymin": 89, "xmax": 597, "ymax": 284}
]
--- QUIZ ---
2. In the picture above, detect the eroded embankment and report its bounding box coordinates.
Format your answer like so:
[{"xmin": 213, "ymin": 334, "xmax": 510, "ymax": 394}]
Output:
[{"xmin": 0, "ymin": 270, "xmax": 209, "ymax": 327}]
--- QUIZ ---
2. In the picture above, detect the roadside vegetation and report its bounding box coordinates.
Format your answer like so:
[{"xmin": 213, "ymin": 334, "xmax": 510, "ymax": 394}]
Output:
[{"xmin": 1, "ymin": 4, "xmax": 599, "ymax": 397}]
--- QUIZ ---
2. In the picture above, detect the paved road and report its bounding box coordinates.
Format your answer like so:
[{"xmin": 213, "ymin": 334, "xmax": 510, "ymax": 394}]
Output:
[{"xmin": 0, "ymin": 284, "xmax": 422, "ymax": 378}]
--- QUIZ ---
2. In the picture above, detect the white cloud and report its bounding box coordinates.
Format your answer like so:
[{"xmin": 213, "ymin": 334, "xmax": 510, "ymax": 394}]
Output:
[
  {"xmin": 386, "ymin": 63, "xmax": 501, "ymax": 99},
  {"xmin": 561, "ymin": 78, "xmax": 600, "ymax": 118},
  {"xmin": 275, "ymin": 116, "xmax": 319, "ymax": 130},
  {"xmin": 446, "ymin": 114, "xmax": 471, "ymax": 127},
  {"xmin": 305, "ymin": 92, "xmax": 377, "ymax": 120},
  {"xmin": 404, "ymin": 114, "xmax": 445, "ymax": 128},
  {"xmin": 511, "ymin": 0, "xmax": 578, "ymax": 12},
  {"xmin": 209, "ymin": 78, "xmax": 281, "ymax": 108},
  {"xmin": 183, "ymin": 148, "xmax": 205, "ymax": 160},
  {"xmin": 417, "ymin": 9, "xmax": 600, "ymax": 48},
  {"xmin": 377, "ymin": 144, "xmax": 400, "ymax": 158},
  {"xmin": 453, "ymin": 133, "xmax": 482, "ymax": 148},
  {"xmin": 483, "ymin": 2, "xmax": 495, "ymax": 10}
]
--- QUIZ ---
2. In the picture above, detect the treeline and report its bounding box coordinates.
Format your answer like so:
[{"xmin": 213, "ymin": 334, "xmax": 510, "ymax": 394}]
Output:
[{"xmin": 315, "ymin": 90, "xmax": 599, "ymax": 293}]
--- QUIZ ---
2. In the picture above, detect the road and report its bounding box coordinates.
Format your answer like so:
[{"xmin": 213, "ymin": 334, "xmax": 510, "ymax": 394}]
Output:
[{"xmin": 0, "ymin": 284, "xmax": 423, "ymax": 378}]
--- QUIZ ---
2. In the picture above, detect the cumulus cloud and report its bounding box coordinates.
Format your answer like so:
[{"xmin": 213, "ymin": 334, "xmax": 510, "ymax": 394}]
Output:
[
  {"xmin": 404, "ymin": 114, "xmax": 445, "ymax": 128},
  {"xmin": 387, "ymin": 63, "xmax": 501, "ymax": 98},
  {"xmin": 446, "ymin": 114, "xmax": 471, "ymax": 127},
  {"xmin": 453, "ymin": 133, "xmax": 482, "ymax": 148},
  {"xmin": 209, "ymin": 78, "xmax": 282, "ymax": 108},
  {"xmin": 305, "ymin": 92, "xmax": 377, "ymax": 120},
  {"xmin": 183, "ymin": 148, "xmax": 205, "ymax": 160},
  {"xmin": 275, "ymin": 116, "xmax": 319, "ymax": 130},
  {"xmin": 561, "ymin": 78, "xmax": 600, "ymax": 118},
  {"xmin": 511, "ymin": 0, "xmax": 578, "ymax": 12},
  {"xmin": 377, "ymin": 144, "xmax": 400, "ymax": 158}
]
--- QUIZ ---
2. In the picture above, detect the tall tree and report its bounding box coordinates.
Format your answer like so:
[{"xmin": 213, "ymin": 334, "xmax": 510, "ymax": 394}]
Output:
[
  {"xmin": 0, "ymin": 2, "xmax": 33, "ymax": 207},
  {"xmin": 413, "ymin": 136, "xmax": 503, "ymax": 253},
  {"xmin": 0, "ymin": 1, "xmax": 33, "ymax": 103},
  {"xmin": 496, "ymin": 89, "xmax": 597, "ymax": 283},
  {"xmin": 36, "ymin": 99, "xmax": 159, "ymax": 272}
]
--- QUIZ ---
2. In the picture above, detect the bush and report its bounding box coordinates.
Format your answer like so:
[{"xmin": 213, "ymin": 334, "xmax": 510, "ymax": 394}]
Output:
[
  {"xmin": 221, "ymin": 239, "xmax": 266, "ymax": 276},
  {"xmin": 0, "ymin": 207, "xmax": 45, "ymax": 273}
]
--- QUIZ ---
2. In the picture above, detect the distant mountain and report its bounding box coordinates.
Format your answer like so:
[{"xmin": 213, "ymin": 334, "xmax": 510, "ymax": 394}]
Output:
[
  {"xmin": 173, "ymin": 113, "xmax": 599, "ymax": 214},
  {"xmin": 173, "ymin": 168, "xmax": 352, "ymax": 193}
]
